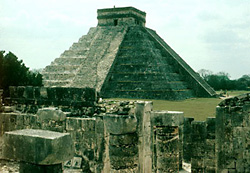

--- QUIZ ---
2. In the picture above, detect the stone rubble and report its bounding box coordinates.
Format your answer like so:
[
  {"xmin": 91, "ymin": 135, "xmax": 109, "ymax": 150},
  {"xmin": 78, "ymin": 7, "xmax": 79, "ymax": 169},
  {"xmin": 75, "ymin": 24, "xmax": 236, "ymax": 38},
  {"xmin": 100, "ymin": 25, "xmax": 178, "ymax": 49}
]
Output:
[{"xmin": 1, "ymin": 86, "xmax": 250, "ymax": 172}]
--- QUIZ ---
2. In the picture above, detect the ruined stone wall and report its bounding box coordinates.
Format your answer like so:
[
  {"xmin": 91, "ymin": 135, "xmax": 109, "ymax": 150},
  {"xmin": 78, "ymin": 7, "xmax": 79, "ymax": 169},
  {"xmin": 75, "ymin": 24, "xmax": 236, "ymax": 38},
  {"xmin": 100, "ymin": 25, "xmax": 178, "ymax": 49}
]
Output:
[
  {"xmin": 216, "ymin": 94, "xmax": 250, "ymax": 172},
  {"xmin": 8, "ymin": 86, "xmax": 97, "ymax": 104},
  {"xmin": 0, "ymin": 87, "xmax": 186, "ymax": 172},
  {"xmin": 0, "ymin": 111, "xmax": 104, "ymax": 172},
  {"xmin": 183, "ymin": 117, "xmax": 216, "ymax": 172},
  {"xmin": 103, "ymin": 114, "xmax": 139, "ymax": 172},
  {"xmin": 0, "ymin": 89, "xmax": 3, "ymax": 112},
  {"xmin": 183, "ymin": 117, "xmax": 194, "ymax": 163},
  {"xmin": 190, "ymin": 118, "xmax": 216, "ymax": 172},
  {"xmin": 150, "ymin": 111, "xmax": 184, "ymax": 172}
]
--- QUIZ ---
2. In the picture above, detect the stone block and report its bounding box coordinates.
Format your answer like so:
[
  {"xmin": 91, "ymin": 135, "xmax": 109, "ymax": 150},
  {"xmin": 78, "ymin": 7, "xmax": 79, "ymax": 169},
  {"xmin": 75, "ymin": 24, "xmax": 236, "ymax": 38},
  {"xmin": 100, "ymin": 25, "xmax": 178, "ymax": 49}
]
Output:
[
  {"xmin": 191, "ymin": 121, "xmax": 207, "ymax": 141},
  {"xmin": 204, "ymin": 159, "xmax": 215, "ymax": 167},
  {"xmin": 104, "ymin": 114, "xmax": 137, "ymax": 134},
  {"xmin": 9, "ymin": 86, "xmax": 18, "ymax": 98},
  {"xmin": 3, "ymin": 129, "xmax": 74, "ymax": 165},
  {"xmin": 231, "ymin": 112, "xmax": 244, "ymax": 127},
  {"xmin": 3, "ymin": 106, "xmax": 14, "ymax": 113},
  {"xmin": 40, "ymin": 87, "xmax": 48, "ymax": 99},
  {"xmin": 19, "ymin": 162, "xmax": 62, "ymax": 173},
  {"xmin": 37, "ymin": 108, "xmax": 66, "ymax": 122},
  {"xmin": 109, "ymin": 144, "xmax": 138, "ymax": 157},
  {"xmin": 151, "ymin": 111, "xmax": 184, "ymax": 126},
  {"xmin": 24, "ymin": 86, "xmax": 34, "ymax": 99},
  {"xmin": 109, "ymin": 156, "xmax": 138, "ymax": 170},
  {"xmin": 81, "ymin": 118, "xmax": 96, "ymax": 131},
  {"xmin": 109, "ymin": 133, "xmax": 138, "ymax": 146},
  {"xmin": 191, "ymin": 158, "xmax": 204, "ymax": 168},
  {"xmin": 66, "ymin": 118, "xmax": 78, "ymax": 131},
  {"xmin": 72, "ymin": 157, "xmax": 82, "ymax": 169}
]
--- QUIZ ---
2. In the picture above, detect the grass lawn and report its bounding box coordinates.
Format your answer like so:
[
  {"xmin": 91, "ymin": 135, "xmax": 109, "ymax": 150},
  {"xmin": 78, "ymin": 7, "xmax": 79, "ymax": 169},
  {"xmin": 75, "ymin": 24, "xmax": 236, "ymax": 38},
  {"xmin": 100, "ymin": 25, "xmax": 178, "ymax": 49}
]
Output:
[
  {"xmin": 152, "ymin": 98, "xmax": 220, "ymax": 121},
  {"xmin": 108, "ymin": 90, "xmax": 249, "ymax": 121}
]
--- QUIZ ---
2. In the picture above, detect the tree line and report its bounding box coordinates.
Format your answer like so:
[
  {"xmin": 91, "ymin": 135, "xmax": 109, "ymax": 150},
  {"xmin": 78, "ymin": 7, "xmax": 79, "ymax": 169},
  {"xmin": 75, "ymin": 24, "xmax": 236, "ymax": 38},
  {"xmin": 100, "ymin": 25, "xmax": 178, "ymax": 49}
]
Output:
[
  {"xmin": 0, "ymin": 51, "xmax": 43, "ymax": 96},
  {"xmin": 198, "ymin": 69, "xmax": 250, "ymax": 91}
]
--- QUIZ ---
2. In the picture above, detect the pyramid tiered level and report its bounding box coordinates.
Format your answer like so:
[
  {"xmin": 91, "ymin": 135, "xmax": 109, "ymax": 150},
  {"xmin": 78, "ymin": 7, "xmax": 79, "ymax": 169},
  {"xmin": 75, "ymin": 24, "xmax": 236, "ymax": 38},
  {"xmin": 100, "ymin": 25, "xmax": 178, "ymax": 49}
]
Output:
[{"xmin": 42, "ymin": 7, "xmax": 216, "ymax": 100}]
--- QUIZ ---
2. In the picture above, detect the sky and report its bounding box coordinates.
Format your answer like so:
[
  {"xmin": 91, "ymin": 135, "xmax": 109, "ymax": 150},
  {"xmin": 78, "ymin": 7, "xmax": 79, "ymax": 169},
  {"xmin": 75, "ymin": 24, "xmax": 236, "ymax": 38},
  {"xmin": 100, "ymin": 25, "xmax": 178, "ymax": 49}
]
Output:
[{"xmin": 1, "ymin": 0, "xmax": 250, "ymax": 79}]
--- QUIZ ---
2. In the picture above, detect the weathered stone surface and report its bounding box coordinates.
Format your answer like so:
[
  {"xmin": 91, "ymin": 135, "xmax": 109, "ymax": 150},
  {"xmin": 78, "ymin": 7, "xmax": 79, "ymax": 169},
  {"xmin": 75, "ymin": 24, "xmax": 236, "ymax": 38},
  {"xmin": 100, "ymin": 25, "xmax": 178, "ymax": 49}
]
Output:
[
  {"xmin": 3, "ymin": 129, "xmax": 74, "ymax": 165},
  {"xmin": 0, "ymin": 89, "xmax": 3, "ymax": 112},
  {"xmin": 104, "ymin": 114, "xmax": 137, "ymax": 134},
  {"xmin": 19, "ymin": 162, "xmax": 62, "ymax": 173},
  {"xmin": 216, "ymin": 94, "xmax": 250, "ymax": 172},
  {"xmin": 152, "ymin": 110, "xmax": 184, "ymax": 126},
  {"xmin": 7, "ymin": 86, "xmax": 97, "ymax": 109},
  {"xmin": 109, "ymin": 133, "xmax": 138, "ymax": 146},
  {"xmin": 151, "ymin": 111, "xmax": 183, "ymax": 172},
  {"xmin": 37, "ymin": 108, "xmax": 66, "ymax": 121},
  {"xmin": 135, "ymin": 101, "xmax": 153, "ymax": 173},
  {"xmin": 183, "ymin": 117, "xmax": 194, "ymax": 163},
  {"xmin": 42, "ymin": 6, "xmax": 216, "ymax": 100}
]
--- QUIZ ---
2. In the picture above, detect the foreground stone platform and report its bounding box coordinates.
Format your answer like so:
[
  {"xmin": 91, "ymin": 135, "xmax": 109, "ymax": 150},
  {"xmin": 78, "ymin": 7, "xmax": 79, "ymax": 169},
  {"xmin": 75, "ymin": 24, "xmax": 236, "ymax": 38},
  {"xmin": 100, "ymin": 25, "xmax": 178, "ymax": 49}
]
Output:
[{"xmin": 3, "ymin": 129, "xmax": 74, "ymax": 165}]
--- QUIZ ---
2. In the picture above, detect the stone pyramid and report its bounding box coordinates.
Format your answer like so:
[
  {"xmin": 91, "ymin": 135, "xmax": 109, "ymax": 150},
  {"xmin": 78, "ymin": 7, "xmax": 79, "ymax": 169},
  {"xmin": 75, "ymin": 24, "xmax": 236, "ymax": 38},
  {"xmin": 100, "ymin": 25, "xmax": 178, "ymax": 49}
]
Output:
[{"xmin": 42, "ymin": 7, "xmax": 216, "ymax": 100}]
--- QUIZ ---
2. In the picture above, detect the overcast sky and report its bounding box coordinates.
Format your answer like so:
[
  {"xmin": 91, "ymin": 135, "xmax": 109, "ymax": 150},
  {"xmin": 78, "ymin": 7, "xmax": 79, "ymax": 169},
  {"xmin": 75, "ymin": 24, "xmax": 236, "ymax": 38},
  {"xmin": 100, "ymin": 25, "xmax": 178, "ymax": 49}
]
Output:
[{"xmin": 1, "ymin": 0, "xmax": 249, "ymax": 79}]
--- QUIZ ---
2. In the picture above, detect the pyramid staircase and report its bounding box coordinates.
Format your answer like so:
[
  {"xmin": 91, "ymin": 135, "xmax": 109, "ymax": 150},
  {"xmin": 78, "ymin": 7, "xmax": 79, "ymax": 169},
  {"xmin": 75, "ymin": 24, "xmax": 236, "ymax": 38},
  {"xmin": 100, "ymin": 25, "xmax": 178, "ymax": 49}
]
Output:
[
  {"xmin": 43, "ymin": 26, "xmax": 127, "ymax": 91},
  {"xmin": 43, "ymin": 7, "xmax": 216, "ymax": 100},
  {"xmin": 101, "ymin": 26, "xmax": 194, "ymax": 100},
  {"xmin": 145, "ymin": 28, "xmax": 215, "ymax": 97}
]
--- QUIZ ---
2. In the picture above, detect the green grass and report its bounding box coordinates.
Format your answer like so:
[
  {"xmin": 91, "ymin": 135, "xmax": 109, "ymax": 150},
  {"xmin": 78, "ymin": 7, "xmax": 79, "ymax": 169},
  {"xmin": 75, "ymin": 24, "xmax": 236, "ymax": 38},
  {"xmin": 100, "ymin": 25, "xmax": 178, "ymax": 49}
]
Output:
[
  {"xmin": 152, "ymin": 98, "xmax": 220, "ymax": 121},
  {"xmin": 107, "ymin": 90, "xmax": 249, "ymax": 121}
]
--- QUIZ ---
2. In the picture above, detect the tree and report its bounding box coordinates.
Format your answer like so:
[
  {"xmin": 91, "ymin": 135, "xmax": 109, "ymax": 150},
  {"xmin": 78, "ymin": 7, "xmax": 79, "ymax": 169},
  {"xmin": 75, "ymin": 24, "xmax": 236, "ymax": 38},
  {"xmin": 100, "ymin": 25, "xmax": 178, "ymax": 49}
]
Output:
[
  {"xmin": 236, "ymin": 74, "xmax": 250, "ymax": 90},
  {"xmin": 198, "ymin": 69, "xmax": 250, "ymax": 91},
  {"xmin": 0, "ymin": 51, "xmax": 4, "ymax": 88},
  {"xmin": 0, "ymin": 51, "xmax": 43, "ymax": 97},
  {"xmin": 198, "ymin": 69, "xmax": 213, "ymax": 81}
]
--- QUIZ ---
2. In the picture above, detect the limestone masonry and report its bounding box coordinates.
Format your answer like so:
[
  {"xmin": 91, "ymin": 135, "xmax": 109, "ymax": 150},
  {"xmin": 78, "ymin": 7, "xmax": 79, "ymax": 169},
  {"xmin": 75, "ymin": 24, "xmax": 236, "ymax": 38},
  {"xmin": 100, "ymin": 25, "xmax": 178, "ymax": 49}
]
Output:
[
  {"xmin": 2, "ymin": 6, "xmax": 248, "ymax": 173},
  {"xmin": 1, "ymin": 86, "xmax": 250, "ymax": 172},
  {"xmin": 42, "ymin": 7, "xmax": 216, "ymax": 100}
]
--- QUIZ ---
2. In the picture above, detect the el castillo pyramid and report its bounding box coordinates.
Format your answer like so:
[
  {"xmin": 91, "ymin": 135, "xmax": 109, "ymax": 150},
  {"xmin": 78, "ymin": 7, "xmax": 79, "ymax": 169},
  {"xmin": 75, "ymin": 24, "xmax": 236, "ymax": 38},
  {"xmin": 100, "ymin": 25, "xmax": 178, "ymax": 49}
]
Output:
[{"xmin": 42, "ymin": 7, "xmax": 216, "ymax": 100}]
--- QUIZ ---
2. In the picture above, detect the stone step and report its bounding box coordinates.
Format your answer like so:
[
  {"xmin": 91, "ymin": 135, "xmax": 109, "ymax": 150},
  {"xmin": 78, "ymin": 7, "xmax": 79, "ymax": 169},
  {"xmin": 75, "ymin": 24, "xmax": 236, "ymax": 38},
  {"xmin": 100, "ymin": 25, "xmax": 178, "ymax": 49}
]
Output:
[
  {"xmin": 52, "ymin": 57, "xmax": 87, "ymax": 65},
  {"xmin": 122, "ymin": 39, "xmax": 153, "ymax": 45},
  {"xmin": 119, "ymin": 41, "xmax": 154, "ymax": 48},
  {"xmin": 117, "ymin": 49, "xmax": 162, "ymax": 57},
  {"xmin": 61, "ymin": 49, "xmax": 89, "ymax": 56},
  {"xmin": 43, "ymin": 65, "xmax": 80, "ymax": 73},
  {"xmin": 109, "ymin": 72, "xmax": 182, "ymax": 81},
  {"xmin": 43, "ymin": 80, "xmax": 71, "ymax": 87},
  {"xmin": 68, "ymin": 27, "xmax": 128, "ymax": 89},
  {"xmin": 112, "ymin": 64, "xmax": 174, "ymax": 73},
  {"xmin": 145, "ymin": 27, "xmax": 216, "ymax": 97},
  {"xmin": 69, "ymin": 43, "xmax": 91, "ymax": 51},
  {"xmin": 111, "ymin": 81, "xmax": 189, "ymax": 90},
  {"xmin": 104, "ymin": 89, "xmax": 194, "ymax": 100},
  {"xmin": 42, "ymin": 73, "xmax": 76, "ymax": 80},
  {"xmin": 116, "ymin": 55, "xmax": 170, "ymax": 65}
]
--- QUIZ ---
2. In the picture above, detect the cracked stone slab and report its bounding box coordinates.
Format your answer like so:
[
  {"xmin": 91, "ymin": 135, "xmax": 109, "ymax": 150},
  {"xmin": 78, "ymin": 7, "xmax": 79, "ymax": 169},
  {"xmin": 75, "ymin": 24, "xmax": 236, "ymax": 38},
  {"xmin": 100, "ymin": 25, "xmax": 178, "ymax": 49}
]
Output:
[{"xmin": 3, "ymin": 129, "xmax": 74, "ymax": 165}]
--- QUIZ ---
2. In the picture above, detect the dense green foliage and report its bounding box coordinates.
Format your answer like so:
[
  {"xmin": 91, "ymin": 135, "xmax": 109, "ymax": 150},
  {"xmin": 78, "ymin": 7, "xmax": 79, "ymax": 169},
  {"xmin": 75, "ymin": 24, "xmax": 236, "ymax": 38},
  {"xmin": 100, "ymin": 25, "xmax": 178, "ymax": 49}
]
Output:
[
  {"xmin": 0, "ymin": 51, "xmax": 43, "ymax": 96},
  {"xmin": 198, "ymin": 69, "xmax": 250, "ymax": 91}
]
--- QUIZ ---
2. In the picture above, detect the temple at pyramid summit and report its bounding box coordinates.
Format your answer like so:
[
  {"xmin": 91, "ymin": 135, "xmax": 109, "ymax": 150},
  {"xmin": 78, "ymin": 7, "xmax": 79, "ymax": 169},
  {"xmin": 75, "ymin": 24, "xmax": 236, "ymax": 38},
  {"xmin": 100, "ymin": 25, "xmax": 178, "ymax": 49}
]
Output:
[{"xmin": 42, "ymin": 7, "xmax": 216, "ymax": 100}]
